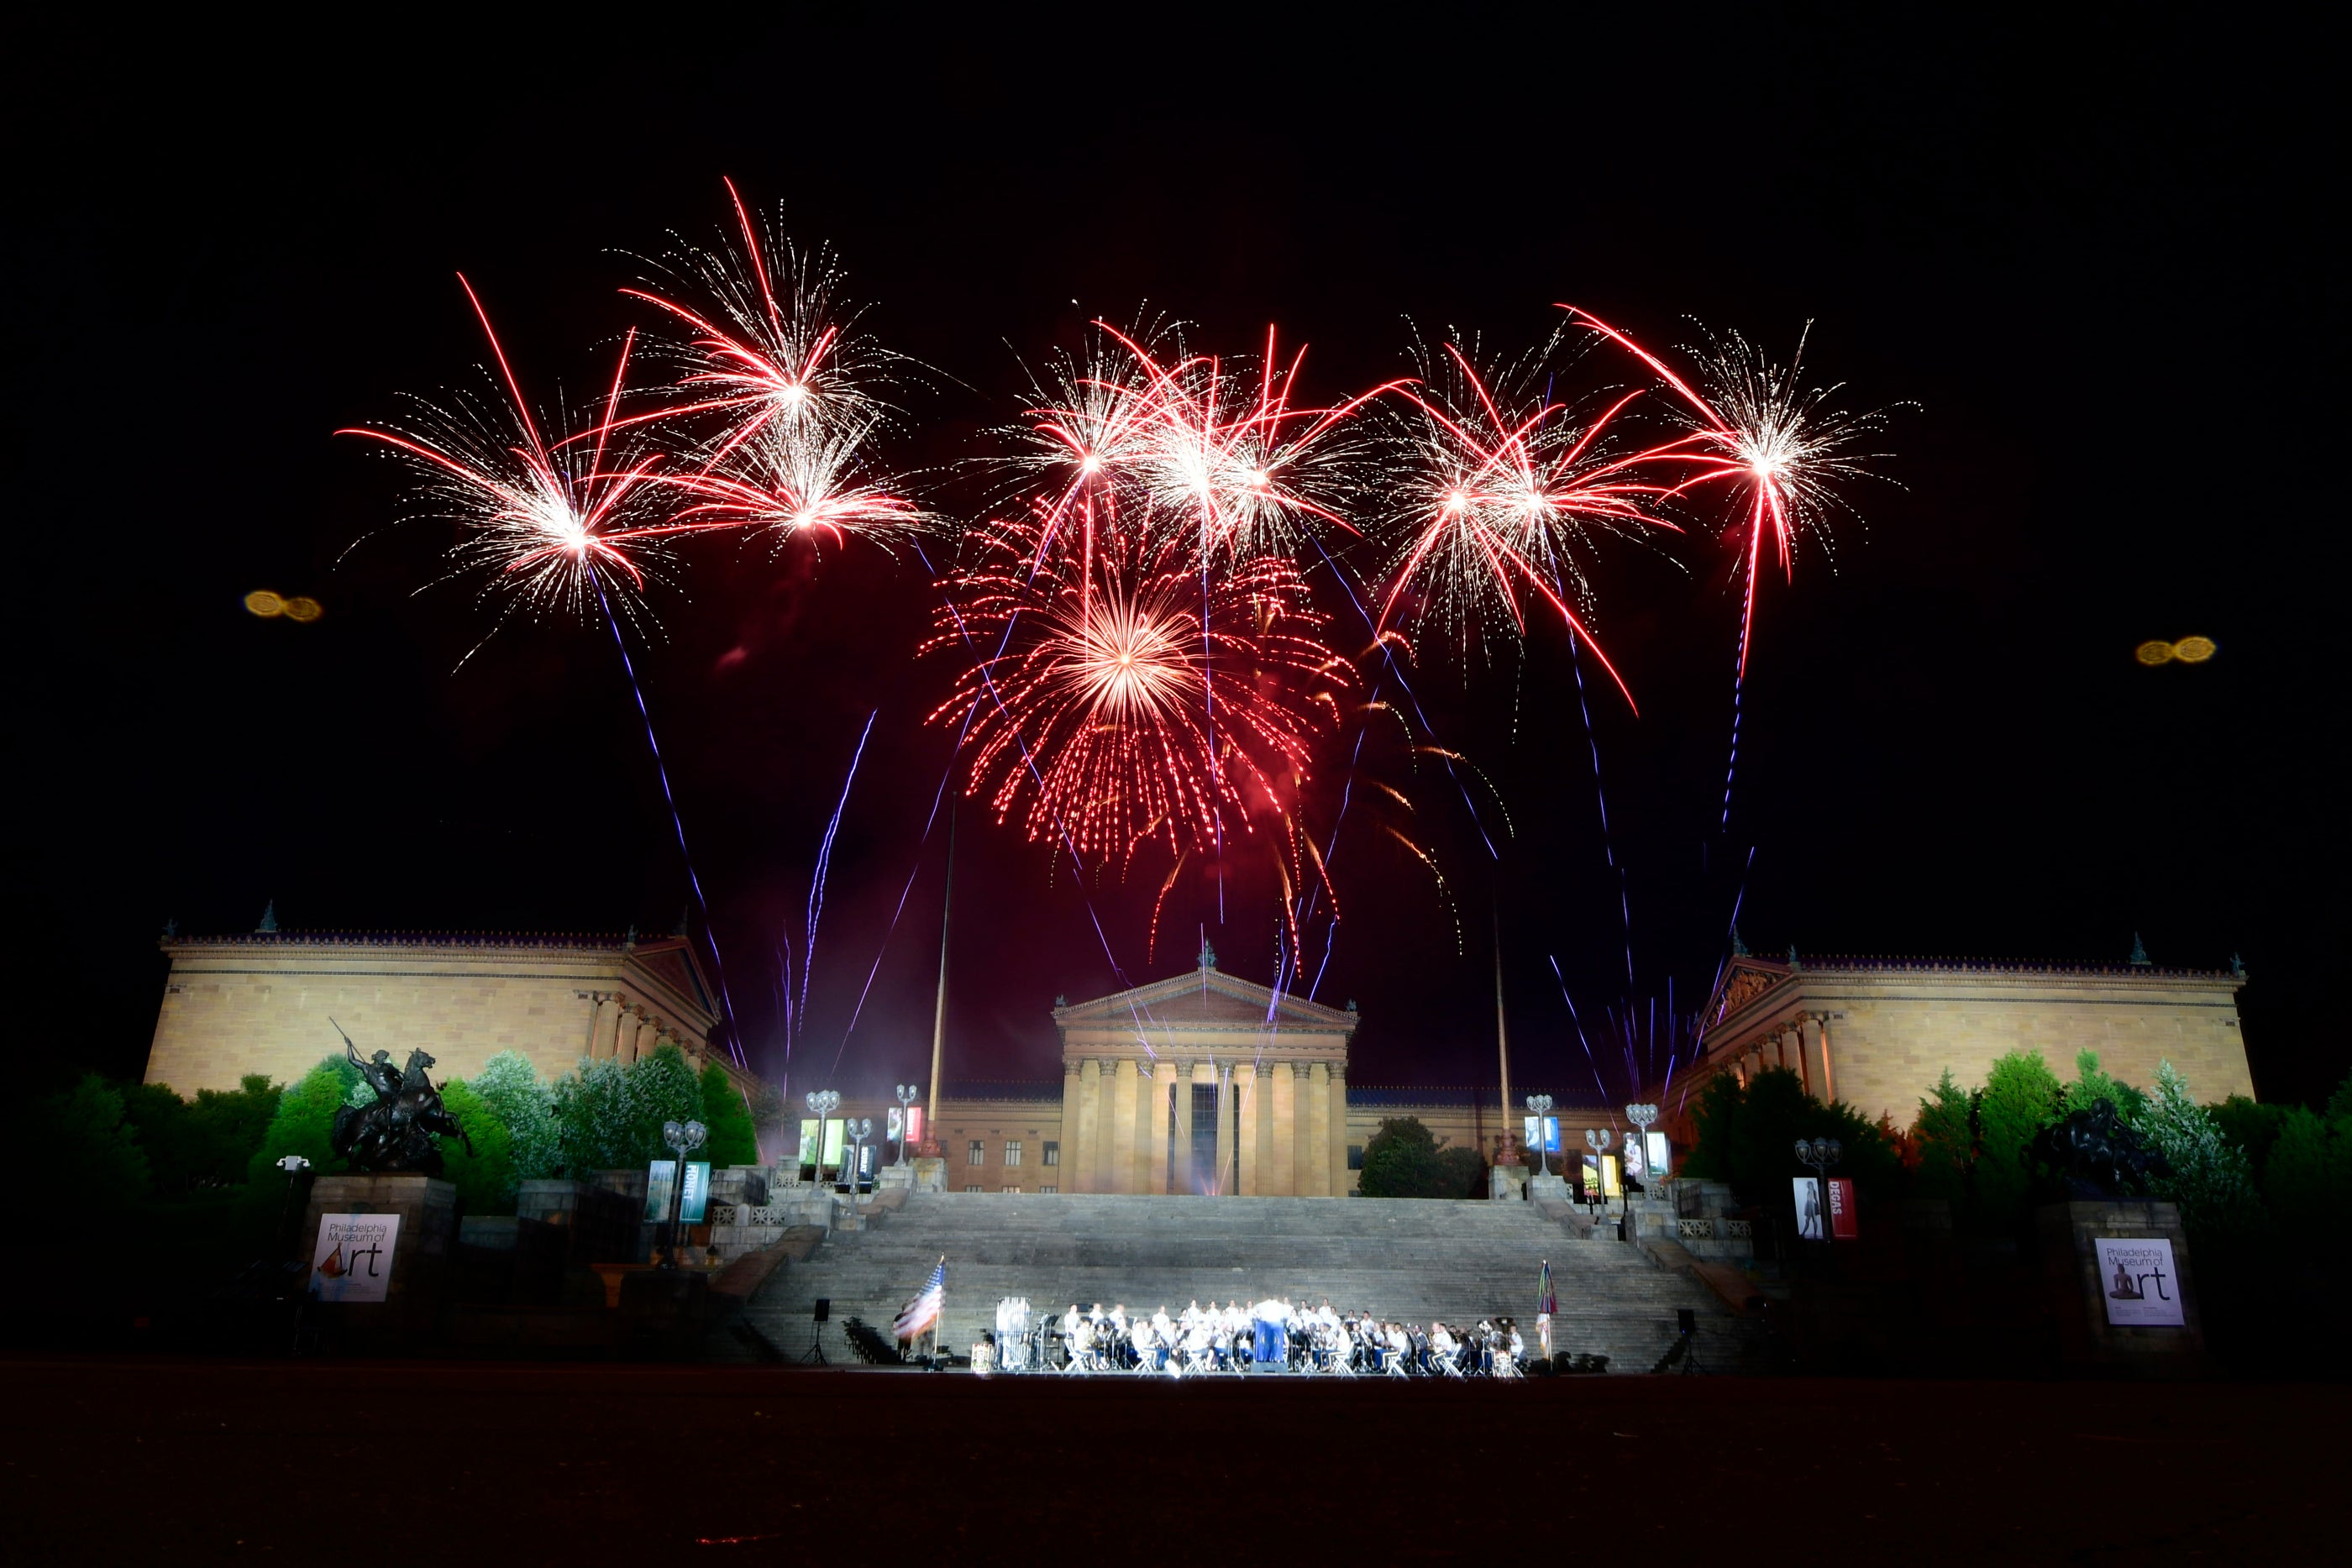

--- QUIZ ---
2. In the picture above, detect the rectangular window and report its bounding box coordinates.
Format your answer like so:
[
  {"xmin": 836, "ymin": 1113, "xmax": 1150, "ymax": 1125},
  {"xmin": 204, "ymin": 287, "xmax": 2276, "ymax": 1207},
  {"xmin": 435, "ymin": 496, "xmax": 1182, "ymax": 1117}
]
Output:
[
  {"xmin": 963, "ymin": 1184, "xmax": 983, "ymax": 1193},
  {"xmin": 1039, "ymin": 1184, "xmax": 1058, "ymax": 1194},
  {"xmin": 1000, "ymin": 1185, "xmax": 1021, "ymax": 1194},
  {"xmin": 966, "ymin": 1140, "xmax": 984, "ymax": 1167},
  {"xmin": 1347, "ymin": 1145, "xmax": 1366, "ymax": 1171},
  {"xmin": 1042, "ymin": 1141, "xmax": 1060, "ymax": 1167},
  {"xmin": 1003, "ymin": 1140, "xmax": 1023, "ymax": 1167}
]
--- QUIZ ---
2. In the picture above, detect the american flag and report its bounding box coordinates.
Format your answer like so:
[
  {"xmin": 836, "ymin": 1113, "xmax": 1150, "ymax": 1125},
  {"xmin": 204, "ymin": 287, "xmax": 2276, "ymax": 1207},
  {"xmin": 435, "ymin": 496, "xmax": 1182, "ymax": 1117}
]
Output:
[
  {"xmin": 1537, "ymin": 1261, "xmax": 1557, "ymax": 1317},
  {"xmin": 894, "ymin": 1257, "xmax": 946, "ymax": 1342}
]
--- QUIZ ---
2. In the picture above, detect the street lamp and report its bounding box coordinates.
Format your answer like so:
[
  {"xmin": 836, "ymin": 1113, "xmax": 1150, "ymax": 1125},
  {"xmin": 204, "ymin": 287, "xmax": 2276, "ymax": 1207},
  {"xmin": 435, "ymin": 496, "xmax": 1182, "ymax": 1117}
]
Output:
[
  {"xmin": 660, "ymin": 1119, "xmax": 707, "ymax": 1269},
  {"xmin": 1625, "ymin": 1103, "xmax": 1659, "ymax": 1189},
  {"xmin": 275, "ymin": 1154, "xmax": 311, "ymax": 1261},
  {"xmin": 1524, "ymin": 1095, "xmax": 1555, "ymax": 1176},
  {"xmin": 1793, "ymin": 1137, "xmax": 1841, "ymax": 1243},
  {"xmin": 1583, "ymin": 1127, "xmax": 1613, "ymax": 1209},
  {"xmin": 893, "ymin": 1084, "xmax": 920, "ymax": 1166},
  {"xmin": 804, "ymin": 1089, "xmax": 841, "ymax": 1186},
  {"xmin": 844, "ymin": 1118, "xmax": 874, "ymax": 1194}
]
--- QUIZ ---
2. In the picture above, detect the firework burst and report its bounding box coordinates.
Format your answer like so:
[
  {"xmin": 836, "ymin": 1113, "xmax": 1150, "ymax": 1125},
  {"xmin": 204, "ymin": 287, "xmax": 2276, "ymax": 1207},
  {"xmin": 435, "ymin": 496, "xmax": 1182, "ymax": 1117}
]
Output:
[
  {"xmin": 1562, "ymin": 307, "xmax": 1899, "ymax": 677},
  {"xmin": 926, "ymin": 501, "xmax": 1354, "ymax": 876},
  {"xmin": 338, "ymin": 276, "xmax": 676, "ymax": 644},
  {"xmin": 658, "ymin": 416, "xmax": 924, "ymax": 557},
  {"xmin": 1374, "ymin": 327, "xmax": 1664, "ymax": 702}
]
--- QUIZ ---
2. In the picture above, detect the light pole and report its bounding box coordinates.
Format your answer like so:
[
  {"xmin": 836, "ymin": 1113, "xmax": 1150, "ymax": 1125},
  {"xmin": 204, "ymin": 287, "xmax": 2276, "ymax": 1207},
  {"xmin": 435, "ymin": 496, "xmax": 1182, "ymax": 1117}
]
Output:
[
  {"xmin": 1625, "ymin": 1103, "xmax": 1659, "ymax": 1192},
  {"xmin": 804, "ymin": 1089, "xmax": 841, "ymax": 1187},
  {"xmin": 1794, "ymin": 1136, "xmax": 1841, "ymax": 1244},
  {"xmin": 661, "ymin": 1119, "xmax": 707, "ymax": 1269},
  {"xmin": 1583, "ymin": 1127, "xmax": 1612, "ymax": 1210},
  {"xmin": 1524, "ymin": 1095, "xmax": 1555, "ymax": 1176},
  {"xmin": 844, "ymin": 1118, "xmax": 874, "ymax": 1195},
  {"xmin": 275, "ymin": 1154, "xmax": 311, "ymax": 1261},
  {"xmin": 893, "ymin": 1084, "xmax": 920, "ymax": 1167}
]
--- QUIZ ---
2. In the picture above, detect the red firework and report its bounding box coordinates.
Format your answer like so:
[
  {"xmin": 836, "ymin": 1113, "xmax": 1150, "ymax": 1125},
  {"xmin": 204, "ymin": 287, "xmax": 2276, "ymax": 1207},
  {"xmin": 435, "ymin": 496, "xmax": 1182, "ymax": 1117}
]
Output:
[
  {"xmin": 926, "ymin": 501, "xmax": 1353, "ymax": 879},
  {"xmin": 338, "ymin": 275, "xmax": 677, "ymax": 643}
]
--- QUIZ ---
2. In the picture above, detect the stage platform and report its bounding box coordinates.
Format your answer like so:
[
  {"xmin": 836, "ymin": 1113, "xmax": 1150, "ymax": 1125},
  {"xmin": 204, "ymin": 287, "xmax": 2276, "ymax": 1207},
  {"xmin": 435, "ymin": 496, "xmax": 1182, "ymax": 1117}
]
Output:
[{"xmin": 725, "ymin": 1192, "xmax": 1746, "ymax": 1371}]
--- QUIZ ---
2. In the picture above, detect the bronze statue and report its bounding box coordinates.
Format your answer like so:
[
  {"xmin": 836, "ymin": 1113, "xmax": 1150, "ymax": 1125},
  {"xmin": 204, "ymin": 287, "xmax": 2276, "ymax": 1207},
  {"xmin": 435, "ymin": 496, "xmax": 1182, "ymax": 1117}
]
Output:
[
  {"xmin": 2031, "ymin": 1099, "xmax": 2169, "ymax": 1199},
  {"xmin": 329, "ymin": 1021, "xmax": 474, "ymax": 1175}
]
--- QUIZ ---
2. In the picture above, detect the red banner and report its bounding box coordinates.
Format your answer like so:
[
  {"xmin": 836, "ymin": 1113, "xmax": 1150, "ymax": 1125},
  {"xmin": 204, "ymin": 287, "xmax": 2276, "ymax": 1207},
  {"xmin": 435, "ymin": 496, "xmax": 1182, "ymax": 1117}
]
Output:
[{"xmin": 1827, "ymin": 1177, "xmax": 1859, "ymax": 1240}]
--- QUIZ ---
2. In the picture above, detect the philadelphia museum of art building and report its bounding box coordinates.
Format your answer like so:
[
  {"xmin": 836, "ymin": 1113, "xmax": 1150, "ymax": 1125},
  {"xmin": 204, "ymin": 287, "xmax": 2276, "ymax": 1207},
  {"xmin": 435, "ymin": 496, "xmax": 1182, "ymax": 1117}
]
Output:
[{"xmin": 142, "ymin": 927, "xmax": 2256, "ymax": 1194}]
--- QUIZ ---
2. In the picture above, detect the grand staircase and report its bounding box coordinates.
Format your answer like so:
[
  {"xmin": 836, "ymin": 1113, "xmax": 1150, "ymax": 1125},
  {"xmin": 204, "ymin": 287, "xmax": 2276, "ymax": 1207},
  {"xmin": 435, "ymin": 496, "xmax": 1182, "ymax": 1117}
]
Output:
[{"xmin": 724, "ymin": 1193, "xmax": 1743, "ymax": 1371}]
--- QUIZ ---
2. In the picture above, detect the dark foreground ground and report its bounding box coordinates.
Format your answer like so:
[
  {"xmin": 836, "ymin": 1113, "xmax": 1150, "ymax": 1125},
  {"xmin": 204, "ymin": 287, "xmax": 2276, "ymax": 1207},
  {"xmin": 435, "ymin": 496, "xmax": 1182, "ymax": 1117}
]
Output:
[{"xmin": 3, "ymin": 1359, "xmax": 2340, "ymax": 1563}]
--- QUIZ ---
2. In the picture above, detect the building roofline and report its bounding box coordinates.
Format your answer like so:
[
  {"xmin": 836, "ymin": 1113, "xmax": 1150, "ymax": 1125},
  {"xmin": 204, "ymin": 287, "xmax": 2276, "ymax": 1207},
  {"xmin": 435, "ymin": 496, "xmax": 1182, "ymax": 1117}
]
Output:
[{"xmin": 161, "ymin": 929, "xmax": 636, "ymax": 952}]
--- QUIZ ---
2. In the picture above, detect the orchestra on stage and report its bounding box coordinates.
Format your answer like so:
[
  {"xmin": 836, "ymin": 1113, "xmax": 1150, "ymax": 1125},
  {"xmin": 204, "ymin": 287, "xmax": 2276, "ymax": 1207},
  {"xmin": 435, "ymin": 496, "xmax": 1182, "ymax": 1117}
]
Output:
[{"xmin": 969, "ymin": 1296, "xmax": 1531, "ymax": 1378}]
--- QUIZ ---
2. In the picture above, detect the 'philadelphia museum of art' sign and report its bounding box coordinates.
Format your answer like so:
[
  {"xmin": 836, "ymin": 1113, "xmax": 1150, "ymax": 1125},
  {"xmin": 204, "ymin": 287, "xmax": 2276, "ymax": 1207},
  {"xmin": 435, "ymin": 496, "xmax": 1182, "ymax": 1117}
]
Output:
[
  {"xmin": 311, "ymin": 1213, "xmax": 402, "ymax": 1303},
  {"xmin": 2094, "ymin": 1236, "xmax": 2185, "ymax": 1327}
]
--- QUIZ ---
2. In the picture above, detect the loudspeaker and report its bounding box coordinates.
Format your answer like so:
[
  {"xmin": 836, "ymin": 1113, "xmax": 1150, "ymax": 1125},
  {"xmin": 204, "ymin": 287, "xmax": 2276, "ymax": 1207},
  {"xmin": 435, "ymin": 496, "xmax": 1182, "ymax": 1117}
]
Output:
[
  {"xmin": 812, "ymin": 1298, "xmax": 831, "ymax": 1323},
  {"xmin": 1676, "ymin": 1308, "xmax": 1696, "ymax": 1335}
]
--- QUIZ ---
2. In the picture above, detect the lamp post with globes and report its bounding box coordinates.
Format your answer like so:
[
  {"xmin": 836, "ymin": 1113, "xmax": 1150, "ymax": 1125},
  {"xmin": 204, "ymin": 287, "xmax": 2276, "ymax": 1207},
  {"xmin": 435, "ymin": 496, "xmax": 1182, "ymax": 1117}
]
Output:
[
  {"xmin": 804, "ymin": 1090, "xmax": 841, "ymax": 1188},
  {"xmin": 893, "ymin": 1084, "xmax": 920, "ymax": 1166},
  {"xmin": 1524, "ymin": 1095, "xmax": 1554, "ymax": 1176},
  {"xmin": 660, "ymin": 1119, "xmax": 707, "ymax": 1269},
  {"xmin": 844, "ymin": 1119, "xmax": 874, "ymax": 1195},
  {"xmin": 1583, "ymin": 1127, "xmax": 1613, "ymax": 1215}
]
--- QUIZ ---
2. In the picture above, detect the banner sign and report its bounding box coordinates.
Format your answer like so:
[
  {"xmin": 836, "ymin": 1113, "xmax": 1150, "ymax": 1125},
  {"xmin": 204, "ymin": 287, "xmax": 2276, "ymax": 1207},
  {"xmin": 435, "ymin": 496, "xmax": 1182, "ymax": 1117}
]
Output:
[
  {"xmin": 2095, "ymin": 1237, "xmax": 2186, "ymax": 1326},
  {"xmin": 1623, "ymin": 1136, "xmax": 1647, "ymax": 1183},
  {"xmin": 644, "ymin": 1161, "xmax": 713, "ymax": 1223},
  {"xmin": 311, "ymin": 1213, "xmax": 401, "ymax": 1303},
  {"xmin": 887, "ymin": 1107, "xmax": 903, "ymax": 1142},
  {"xmin": 1644, "ymin": 1131, "xmax": 1670, "ymax": 1178},
  {"xmin": 1793, "ymin": 1177, "xmax": 1824, "ymax": 1241},
  {"xmin": 906, "ymin": 1106, "xmax": 925, "ymax": 1146},
  {"xmin": 1827, "ymin": 1177, "xmax": 1858, "ymax": 1240}
]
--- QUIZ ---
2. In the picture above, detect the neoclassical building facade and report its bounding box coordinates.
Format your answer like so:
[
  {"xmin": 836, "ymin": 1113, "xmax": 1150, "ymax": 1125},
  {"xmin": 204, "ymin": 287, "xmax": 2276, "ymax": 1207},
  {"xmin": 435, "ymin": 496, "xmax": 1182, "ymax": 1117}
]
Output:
[
  {"xmin": 144, "ymin": 928, "xmax": 759, "ymax": 1099},
  {"xmin": 1051, "ymin": 952, "xmax": 1358, "ymax": 1196},
  {"xmin": 1676, "ymin": 951, "xmax": 2255, "ymax": 1130}
]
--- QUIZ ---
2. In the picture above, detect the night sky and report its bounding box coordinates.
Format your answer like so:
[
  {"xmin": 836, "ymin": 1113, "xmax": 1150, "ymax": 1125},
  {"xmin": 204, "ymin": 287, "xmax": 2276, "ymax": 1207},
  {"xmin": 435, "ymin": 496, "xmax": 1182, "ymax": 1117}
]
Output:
[{"xmin": 14, "ymin": 11, "xmax": 2339, "ymax": 1108}]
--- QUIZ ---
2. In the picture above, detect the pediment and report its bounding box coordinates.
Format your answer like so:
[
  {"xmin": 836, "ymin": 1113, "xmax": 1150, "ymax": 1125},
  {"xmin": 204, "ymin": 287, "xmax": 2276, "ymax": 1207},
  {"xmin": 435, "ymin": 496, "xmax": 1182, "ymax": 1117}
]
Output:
[
  {"xmin": 1056, "ymin": 967, "xmax": 1357, "ymax": 1036},
  {"xmin": 1706, "ymin": 958, "xmax": 1794, "ymax": 1026},
  {"xmin": 625, "ymin": 938, "xmax": 715, "ymax": 1019}
]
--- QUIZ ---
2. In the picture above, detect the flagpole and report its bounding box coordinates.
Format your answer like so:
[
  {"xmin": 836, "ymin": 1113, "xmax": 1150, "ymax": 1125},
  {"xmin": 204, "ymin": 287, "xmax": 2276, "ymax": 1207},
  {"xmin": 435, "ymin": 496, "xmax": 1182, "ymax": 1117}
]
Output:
[
  {"xmin": 1494, "ymin": 906, "xmax": 1515, "ymax": 1169},
  {"xmin": 924, "ymin": 805, "xmax": 957, "ymax": 1152}
]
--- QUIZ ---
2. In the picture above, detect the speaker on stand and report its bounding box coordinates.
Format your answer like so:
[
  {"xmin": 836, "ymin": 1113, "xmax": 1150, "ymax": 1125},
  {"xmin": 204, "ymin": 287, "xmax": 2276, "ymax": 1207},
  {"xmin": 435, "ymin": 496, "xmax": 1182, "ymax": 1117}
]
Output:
[{"xmin": 801, "ymin": 1297, "xmax": 830, "ymax": 1364}]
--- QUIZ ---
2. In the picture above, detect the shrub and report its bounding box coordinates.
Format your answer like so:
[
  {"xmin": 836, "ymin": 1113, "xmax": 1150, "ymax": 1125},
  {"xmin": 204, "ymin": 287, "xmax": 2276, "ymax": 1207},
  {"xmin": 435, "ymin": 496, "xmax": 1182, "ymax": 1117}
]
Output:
[
  {"xmin": 2063, "ymin": 1050, "xmax": 2148, "ymax": 1123},
  {"xmin": 435, "ymin": 1080, "xmax": 515, "ymax": 1213},
  {"xmin": 1358, "ymin": 1117, "xmax": 1442, "ymax": 1198},
  {"xmin": 1974, "ymin": 1051, "xmax": 2063, "ymax": 1227},
  {"xmin": 697, "ymin": 1062, "xmax": 761, "ymax": 1168},
  {"xmin": 1434, "ymin": 1144, "xmax": 1488, "ymax": 1199},
  {"xmin": 552, "ymin": 1057, "xmax": 634, "ymax": 1174},
  {"xmin": 1684, "ymin": 1067, "xmax": 1902, "ymax": 1200},
  {"xmin": 471, "ymin": 1051, "xmax": 560, "ymax": 1183},
  {"xmin": 2260, "ymin": 1108, "xmax": 2349, "ymax": 1232},
  {"xmin": 33, "ymin": 1076, "xmax": 150, "ymax": 1199},
  {"xmin": 1913, "ymin": 1070, "xmax": 1974, "ymax": 1209},
  {"xmin": 624, "ymin": 1045, "xmax": 702, "ymax": 1160},
  {"xmin": 248, "ymin": 1056, "xmax": 362, "ymax": 1183}
]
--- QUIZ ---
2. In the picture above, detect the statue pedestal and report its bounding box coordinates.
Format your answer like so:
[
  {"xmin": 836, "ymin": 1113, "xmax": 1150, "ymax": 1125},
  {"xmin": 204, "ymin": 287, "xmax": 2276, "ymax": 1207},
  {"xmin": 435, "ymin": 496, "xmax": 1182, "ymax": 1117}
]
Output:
[
  {"xmin": 300, "ymin": 1172, "xmax": 458, "ymax": 1334},
  {"xmin": 1490, "ymin": 1163, "xmax": 1530, "ymax": 1201},
  {"xmin": 1526, "ymin": 1172, "xmax": 1572, "ymax": 1205},
  {"xmin": 911, "ymin": 1156, "xmax": 948, "ymax": 1195},
  {"xmin": 2039, "ymin": 1199, "xmax": 2208, "ymax": 1376},
  {"xmin": 876, "ymin": 1163, "xmax": 915, "ymax": 1193}
]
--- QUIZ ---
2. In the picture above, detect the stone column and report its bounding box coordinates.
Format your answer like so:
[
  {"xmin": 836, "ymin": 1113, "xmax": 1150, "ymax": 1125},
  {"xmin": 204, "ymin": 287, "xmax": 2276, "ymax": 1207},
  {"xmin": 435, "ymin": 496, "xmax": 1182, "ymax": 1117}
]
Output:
[
  {"xmin": 1306, "ymin": 1062, "xmax": 1332, "ymax": 1197},
  {"xmin": 1788, "ymin": 1020, "xmax": 1813, "ymax": 1096},
  {"xmin": 1268, "ymin": 1062, "xmax": 1296, "ymax": 1196},
  {"xmin": 1234, "ymin": 1064, "xmax": 1259, "ymax": 1195},
  {"xmin": 1808, "ymin": 1012, "xmax": 1837, "ymax": 1104},
  {"xmin": 1211, "ymin": 1066, "xmax": 1234, "ymax": 1197},
  {"xmin": 586, "ymin": 994, "xmax": 613, "ymax": 1059},
  {"xmin": 1147, "ymin": 1068, "xmax": 1172, "ymax": 1195},
  {"xmin": 1058, "ymin": 1064, "xmax": 1082, "ymax": 1193},
  {"xmin": 1075, "ymin": 1057, "xmax": 1101, "ymax": 1194},
  {"xmin": 1327, "ymin": 1066, "xmax": 1349, "ymax": 1196},
  {"xmin": 1170, "ymin": 1062, "xmax": 1194, "ymax": 1195},
  {"xmin": 618, "ymin": 1011, "xmax": 643, "ymax": 1063},
  {"xmin": 1252, "ymin": 1065, "xmax": 1276, "ymax": 1196},
  {"xmin": 1109, "ymin": 1059, "xmax": 1138, "ymax": 1194}
]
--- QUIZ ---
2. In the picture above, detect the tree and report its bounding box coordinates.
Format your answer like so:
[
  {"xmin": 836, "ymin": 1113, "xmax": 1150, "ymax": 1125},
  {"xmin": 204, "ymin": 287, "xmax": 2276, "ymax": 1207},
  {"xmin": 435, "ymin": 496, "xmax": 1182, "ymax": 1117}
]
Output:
[
  {"xmin": 1434, "ymin": 1144, "xmax": 1488, "ymax": 1199},
  {"xmin": 1974, "ymin": 1051, "xmax": 2062, "ymax": 1227},
  {"xmin": 2137, "ymin": 1061, "xmax": 2260, "ymax": 1239},
  {"xmin": 1685, "ymin": 1067, "xmax": 1902, "ymax": 1199},
  {"xmin": 2210, "ymin": 1094, "xmax": 2289, "ymax": 1186},
  {"xmin": 435, "ymin": 1080, "xmax": 515, "ymax": 1213},
  {"xmin": 1913, "ymin": 1070, "xmax": 1974, "ymax": 1209},
  {"xmin": 624, "ymin": 1045, "xmax": 702, "ymax": 1162},
  {"xmin": 2261, "ymin": 1108, "xmax": 2348, "ymax": 1232},
  {"xmin": 248, "ymin": 1056, "xmax": 362, "ymax": 1183},
  {"xmin": 32, "ymin": 1075, "xmax": 150, "ymax": 1199},
  {"xmin": 2063, "ymin": 1051, "xmax": 2147, "ymax": 1123},
  {"xmin": 1358, "ymin": 1117, "xmax": 1443, "ymax": 1198},
  {"xmin": 552, "ymin": 1057, "xmax": 634, "ymax": 1175},
  {"xmin": 470, "ymin": 1051, "xmax": 559, "ymax": 1183},
  {"xmin": 697, "ymin": 1062, "xmax": 760, "ymax": 1168}
]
